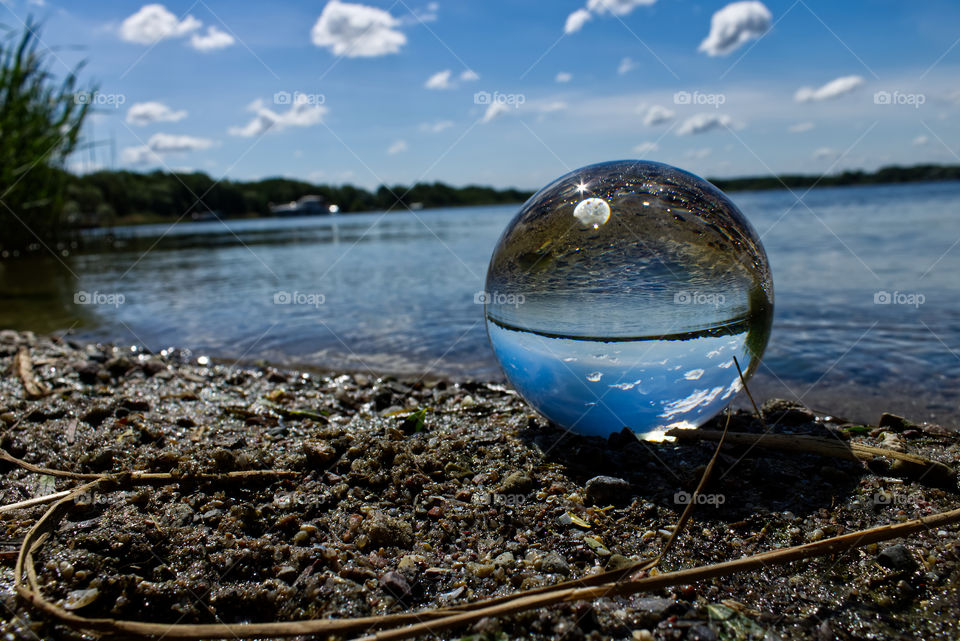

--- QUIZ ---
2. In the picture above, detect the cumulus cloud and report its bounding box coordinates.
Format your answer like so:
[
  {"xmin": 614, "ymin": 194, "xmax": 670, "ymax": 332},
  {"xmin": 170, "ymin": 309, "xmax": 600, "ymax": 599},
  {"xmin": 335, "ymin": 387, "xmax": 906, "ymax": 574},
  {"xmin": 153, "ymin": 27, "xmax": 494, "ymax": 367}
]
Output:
[
  {"xmin": 420, "ymin": 120, "xmax": 454, "ymax": 133},
  {"xmin": 787, "ymin": 121, "xmax": 814, "ymax": 133},
  {"xmin": 912, "ymin": 135, "xmax": 929, "ymax": 146},
  {"xmin": 698, "ymin": 1, "xmax": 771, "ymax": 57},
  {"xmin": 190, "ymin": 25, "xmax": 235, "ymax": 51},
  {"xmin": 676, "ymin": 113, "xmax": 733, "ymax": 135},
  {"xmin": 564, "ymin": 9, "xmax": 592, "ymax": 34},
  {"xmin": 555, "ymin": 71, "xmax": 572, "ymax": 83},
  {"xmin": 643, "ymin": 104, "xmax": 674, "ymax": 126},
  {"xmin": 387, "ymin": 139, "xmax": 407, "ymax": 155},
  {"xmin": 425, "ymin": 69, "xmax": 478, "ymax": 90},
  {"xmin": 311, "ymin": 0, "xmax": 406, "ymax": 57},
  {"xmin": 795, "ymin": 75, "xmax": 864, "ymax": 102},
  {"xmin": 634, "ymin": 141, "xmax": 659, "ymax": 155},
  {"xmin": 425, "ymin": 69, "xmax": 453, "ymax": 90},
  {"xmin": 617, "ymin": 57, "xmax": 635, "ymax": 75},
  {"xmin": 126, "ymin": 101, "xmax": 188, "ymax": 126},
  {"xmin": 814, "ymin": 147, "xmax": 839, "ymax": 160},
  {"xmin": 586, "ymin": 0, "xmax": 656, "ymax": 15},
  {"xmin": 122, "ymin": 132, "xmax": 214, "ymax": 165},
  {"xmin": 480, "ymin": 102, "xmax": 511, "ymax": 124},
  {"xmin": 229, "ymin": 95, "xmax": 328, "ymax": 138},
  {"xmin": 119, "ymin": 4, "xmax": 201, "ymax": 44}
]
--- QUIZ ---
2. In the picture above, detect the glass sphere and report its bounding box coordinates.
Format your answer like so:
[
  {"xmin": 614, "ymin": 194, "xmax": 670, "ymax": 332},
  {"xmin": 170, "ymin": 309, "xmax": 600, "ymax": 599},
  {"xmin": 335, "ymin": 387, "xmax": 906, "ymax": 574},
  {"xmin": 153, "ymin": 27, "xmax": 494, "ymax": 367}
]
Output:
[{"xmin": 484, "ymin": 160, "xmax": 773, "ymax": 439}]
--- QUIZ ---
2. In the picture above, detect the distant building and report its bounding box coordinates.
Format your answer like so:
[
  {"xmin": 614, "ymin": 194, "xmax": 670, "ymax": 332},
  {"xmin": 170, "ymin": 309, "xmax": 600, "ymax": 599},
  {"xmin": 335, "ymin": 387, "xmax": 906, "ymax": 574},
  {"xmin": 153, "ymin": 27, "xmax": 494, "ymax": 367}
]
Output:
[{"xmin": 269, "ymin": 195, "xmax": 338, "ymax": 216}]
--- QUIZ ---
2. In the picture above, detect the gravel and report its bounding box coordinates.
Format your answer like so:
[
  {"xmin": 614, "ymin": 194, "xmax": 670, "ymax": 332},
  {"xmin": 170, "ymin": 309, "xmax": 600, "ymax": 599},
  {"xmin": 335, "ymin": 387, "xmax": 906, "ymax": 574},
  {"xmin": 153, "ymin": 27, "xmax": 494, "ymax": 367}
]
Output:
[{"xmin": 0, "ymin": 329, "xmax": 958, "ymax": 641}]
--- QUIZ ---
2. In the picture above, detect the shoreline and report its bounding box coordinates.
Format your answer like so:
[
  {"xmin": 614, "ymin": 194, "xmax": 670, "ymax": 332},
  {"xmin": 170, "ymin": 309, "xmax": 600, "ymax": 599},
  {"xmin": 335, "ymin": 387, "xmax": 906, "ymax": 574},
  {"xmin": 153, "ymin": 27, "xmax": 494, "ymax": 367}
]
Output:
[{"xmin": 1, "ymin": 330, "xmax": 958, "ymax": 640}]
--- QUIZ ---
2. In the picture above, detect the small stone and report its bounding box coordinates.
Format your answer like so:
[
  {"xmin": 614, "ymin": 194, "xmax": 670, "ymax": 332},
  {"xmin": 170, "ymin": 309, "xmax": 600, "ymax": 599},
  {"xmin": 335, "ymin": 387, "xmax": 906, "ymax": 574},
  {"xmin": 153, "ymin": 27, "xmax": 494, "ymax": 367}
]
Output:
[
  {"xmin": 632, "ymin": 630, "xmax": 654, "ymax": 641},
  {"xmin": 606, "ymin": 554, "xmax": 635, "ymax": 572},
  {"xmin": 105, "ymin": 356, "xmax": 134, "ymax": 378},
  {"xmin": 364, "ymin": 512, "xmax": 413, "ymax": 549},
  {"xmin": 379, "ymin": 570, "xmax": 411, "ymax": 597},
  {"xmin": 493, "ymin": 552, "xmax": 515, "ymax": 566},
  {"xmin": 276, "ymin": 566, "xmax": 298, "ymax": 583},
  {"xmin": 584, "ymin": 475, "xmax": 632, "ymax": 505},
  {"xmin": 467, "ymin": 562, "xmax": 495, "ymax": 578},
  {"xmin": 688, "ymin": 624, "xmax": 718, "ymax": 641},
  {"xmin": 141, "ymin": 359, "xmax": 166, "ymax": 377},
  {"xmin": 499, "ymin": 471, "xmax": 535, "ymax": 494},
  {"xmin": 760, "ymin": 398, "xmax": 815, "ymax": 425},
  {"xmin": 877, "ymin": 544, "xmax": 917, "ymax": 571},
  {"xmin": 540, "ymin": 552, "xmax": 570, "ymax": 575},
  {"xmin": 879, "ymin": 412, "xmax": 915, "ymax": 432},
  {"xmin": 75, "ymin": 362, "xmax": 101, "ymax": 384}
]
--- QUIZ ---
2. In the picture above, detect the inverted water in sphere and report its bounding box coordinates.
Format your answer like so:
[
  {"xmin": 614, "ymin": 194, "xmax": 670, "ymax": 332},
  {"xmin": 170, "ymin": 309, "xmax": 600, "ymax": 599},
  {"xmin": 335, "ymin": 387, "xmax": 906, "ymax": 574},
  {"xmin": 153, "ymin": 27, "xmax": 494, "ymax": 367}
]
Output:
[{"xmin": 484, "ymin": 160, "xmax": 773, "ymax": 439}]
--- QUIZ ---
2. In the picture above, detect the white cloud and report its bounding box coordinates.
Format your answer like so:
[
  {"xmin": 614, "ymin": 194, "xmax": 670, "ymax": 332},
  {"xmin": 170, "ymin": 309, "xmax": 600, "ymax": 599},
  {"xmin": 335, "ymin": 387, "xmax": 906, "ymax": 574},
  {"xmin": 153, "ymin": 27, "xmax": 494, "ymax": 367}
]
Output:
[
  {"xmin": 643, "ymin": 104, "xmax": 674, "ymax": 126},
  {"xmin": 126, "ymin": 101, "xmax": 188, "ymax": 126},
  {"xmin": 311, "ymin": 0, "xmax": 406, "ymax": 58},
  {"xmin": 555, "ymin": 72, "xmax": 572, "ymax": 83},
  {"xmin": 122, "ymin": 132, "xmax": 214, "ymax": 165},
  {"xmin": 148, "ymin": 133, "xmax": 215, "ymax": 153},
  {"xmin": 617, "ymin": 57, "xmax": 635, "ymax": 75},
  {"xmin": 190, "ymin": 25, "xmax": 235, "ymax": 51},
  {"xmin": 698, "ymin": 1, "xmax": 771, "ymax": 57},
  {"xmin": 787, "ymin": 121, "xmax": 814, "ymax": 133},
  {"xmin": 633, "ymin": 141, "xmax": 659, "ymax": 155},
  {"xmin": 480, "ymin": 102, "xmax": 511, "ymax": 124},
  {"xmin": 685, "ymin": 147, "xmax": 712, "ymax": 159},
  {"xmin": 676, "ymin": 113, "xmax": 733, "ymax": 135},
  {"xmin": 586, "ymin": 0, "xmax": 656, "ymax": 16},
  {"xmin": 564, "ymin": 8, "xmax": 592, "ymax": 34},
  {"xmin": 229, "ymin": 95, "xmax": 328, "ymax": 137},
  {"xmin": 913, "ymin": 135, "xmax": 929, "ymax": 146},
  {"xmin": 425, "ymin": 69, "xmax": 477, "ymax": 90},
  {"xmin": 119, "ymin": 4, "xmax": 201, "ymax": 45},
  {"xmin": 539, "ymin": 101, "xmax": 567, "ymax": 113},
  {"xmin": 813, "ymin": 147, "xmax": 839, "ymax": 160},
  {"xmin": 387, "ymin": 139, "xmax": 408, "ymax": 155},
  {"xmin": 795, "ymin": 75, "xmax": 864, "ymax": 102},
  {"xmin": 420, "ymin": 120, "xmax": 454, "ymax": 133},
  {"xmin": 425, "ymin": 69, "xmax": 453, "ymax": 90}
]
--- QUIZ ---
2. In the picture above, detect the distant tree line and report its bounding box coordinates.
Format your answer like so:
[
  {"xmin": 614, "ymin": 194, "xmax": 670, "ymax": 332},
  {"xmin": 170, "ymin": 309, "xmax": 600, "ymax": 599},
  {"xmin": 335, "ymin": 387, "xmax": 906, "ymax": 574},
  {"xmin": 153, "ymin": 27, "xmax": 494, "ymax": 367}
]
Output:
[
  {"xmin": 710, "ymin": 164, "xmax": 960, "ymax": 192},
  {"xmin": 61, "ymin": 170, "xmax": 534, "ymax": 227}
]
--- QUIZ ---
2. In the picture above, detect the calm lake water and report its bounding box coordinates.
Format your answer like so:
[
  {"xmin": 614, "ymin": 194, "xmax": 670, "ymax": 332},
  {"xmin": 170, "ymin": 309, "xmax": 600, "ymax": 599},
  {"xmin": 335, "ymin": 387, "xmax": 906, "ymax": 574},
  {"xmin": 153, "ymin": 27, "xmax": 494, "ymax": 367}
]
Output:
[{"xmin": 3, "ymin": 181, "xmax": 960, "ymax": 424}]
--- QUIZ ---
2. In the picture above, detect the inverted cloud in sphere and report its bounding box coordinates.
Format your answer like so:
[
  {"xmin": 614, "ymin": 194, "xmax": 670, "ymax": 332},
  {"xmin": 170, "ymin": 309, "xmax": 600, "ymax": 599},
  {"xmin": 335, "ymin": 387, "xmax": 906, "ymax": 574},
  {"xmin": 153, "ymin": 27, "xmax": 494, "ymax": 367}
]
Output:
[
  {"xmin": 311, "ymin": 0, "xmax": 406, "ymax": 57},
  {"xmin": 698, "ymin": 1, "xmax": 772, "ymax": 57}
]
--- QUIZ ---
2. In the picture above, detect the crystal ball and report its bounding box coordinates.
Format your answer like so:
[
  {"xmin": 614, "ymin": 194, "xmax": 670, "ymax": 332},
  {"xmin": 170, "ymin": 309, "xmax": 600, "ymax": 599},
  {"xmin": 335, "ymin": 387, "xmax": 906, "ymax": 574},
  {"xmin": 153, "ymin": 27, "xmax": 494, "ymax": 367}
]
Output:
[{"xmin": 484, "ymin": 160, "xmax": 773, "ymax": 439}]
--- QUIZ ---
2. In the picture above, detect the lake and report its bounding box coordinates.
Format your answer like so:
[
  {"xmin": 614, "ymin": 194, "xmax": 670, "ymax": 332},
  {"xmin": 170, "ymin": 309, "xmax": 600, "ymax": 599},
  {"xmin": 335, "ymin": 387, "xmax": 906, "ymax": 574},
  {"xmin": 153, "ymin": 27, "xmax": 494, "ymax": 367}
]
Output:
[{"xmin": 3, "ymin": 180, "xmax": 959, "ymax": 425}]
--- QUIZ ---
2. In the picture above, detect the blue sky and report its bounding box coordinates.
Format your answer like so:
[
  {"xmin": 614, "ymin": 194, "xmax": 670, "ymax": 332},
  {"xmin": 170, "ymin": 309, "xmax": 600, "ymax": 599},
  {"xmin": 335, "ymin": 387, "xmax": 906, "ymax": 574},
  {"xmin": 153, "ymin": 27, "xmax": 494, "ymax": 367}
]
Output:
[{"xmin": 4, "ymin": 0, "xmax": 960, "ymax": 190}]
